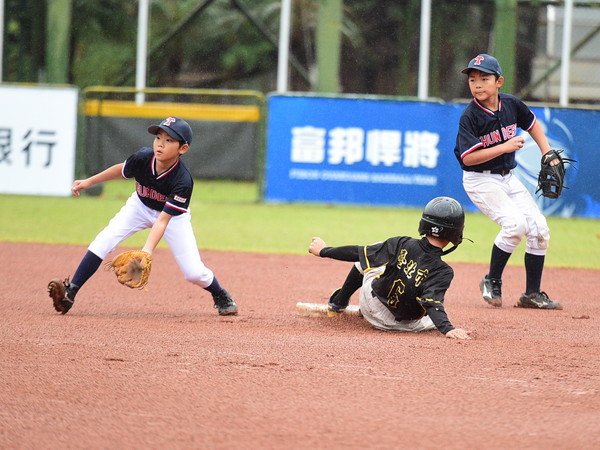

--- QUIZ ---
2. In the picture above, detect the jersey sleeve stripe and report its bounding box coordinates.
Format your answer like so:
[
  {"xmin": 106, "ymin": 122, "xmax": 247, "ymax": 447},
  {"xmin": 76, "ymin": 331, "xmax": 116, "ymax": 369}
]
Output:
[
  {"xmin": 460, "ymin": 142, "xmax": 483, "ymax": 160},
  {"xmin": 416, "ymin": 296, "xmax": 443, "ymax": 305},
  {"xmin": 121, "ymin": 161, "xmax": 131, "ymax": 179},
  {"xmin": 362, "ymin": 246, "xmax": 372, "ymax": 270},
  {"xmin": 165, "ymin": 201, "xmax": 188, "ymax": 213},
  {"xmin": 524, "ymin": 115, "xmax": 537, "ymax": 132}
]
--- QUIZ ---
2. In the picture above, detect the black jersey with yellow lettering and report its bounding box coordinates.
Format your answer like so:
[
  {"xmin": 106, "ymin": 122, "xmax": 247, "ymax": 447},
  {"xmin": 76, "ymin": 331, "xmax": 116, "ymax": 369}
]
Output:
[
  {"xmin": 122, "ymin": 147, "xmax": 193, "ymax": 216},
  {"xmin": 454, "ymin": 93, "xmax": 536, "ymax": 173},
  {"xmin": 359, "ymin": 236, "xmax": 454, "ymax": 332}
]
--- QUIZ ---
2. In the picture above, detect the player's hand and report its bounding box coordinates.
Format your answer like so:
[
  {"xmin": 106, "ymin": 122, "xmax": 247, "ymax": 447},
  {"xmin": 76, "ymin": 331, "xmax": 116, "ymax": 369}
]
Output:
[
  {"xmin": 542, "ymin": 150, "xmax": 560, "ymax": 166},
  {"xmin": 71, "ymin": 179, "xmax": 92, "ymax": 196},
  {"xmin": 308, "ymin": 237, "xmax": 327, "ymax": 256},
  {"xmin": 504, "ymin": 136, "xmax": 526, "ymax": 153},
  {"xmin": 445, "ymin": 328, "xmax": 472, "ymax": 340}
]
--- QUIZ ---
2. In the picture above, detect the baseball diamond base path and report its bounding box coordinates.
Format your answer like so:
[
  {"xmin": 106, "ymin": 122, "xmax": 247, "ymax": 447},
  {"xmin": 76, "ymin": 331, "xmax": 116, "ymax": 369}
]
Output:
[{"xmin": 1, "ymin": 242, "xmax": 599, "ymax": 449}]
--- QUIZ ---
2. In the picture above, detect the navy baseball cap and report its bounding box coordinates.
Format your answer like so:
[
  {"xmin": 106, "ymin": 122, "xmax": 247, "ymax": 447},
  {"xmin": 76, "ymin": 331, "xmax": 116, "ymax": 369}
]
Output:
[
  {"xmin": 148, "ymin": 116, "xmax": 193, "ymax": 145},
  {"xmin": 461, "ymin": 54, "xmax": 503, "ymax": 77}
]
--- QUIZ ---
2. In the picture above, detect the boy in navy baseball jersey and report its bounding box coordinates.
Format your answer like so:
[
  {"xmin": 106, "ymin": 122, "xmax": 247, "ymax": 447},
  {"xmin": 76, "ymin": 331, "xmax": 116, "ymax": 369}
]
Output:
[
  {"xmin": 454, "ymin": 54, "xmax": 561, "ymax": 310},
  {"xmin": 48, "ymin": 116, "xmax": 238, "ymax": 316}
]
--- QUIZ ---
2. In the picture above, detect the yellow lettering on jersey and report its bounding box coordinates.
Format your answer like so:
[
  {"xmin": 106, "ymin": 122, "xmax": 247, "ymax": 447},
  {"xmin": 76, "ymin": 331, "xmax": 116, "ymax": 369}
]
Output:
[
  {"xmin": 403, "ymin": 260, "xmax": 417, "ymax": 278},
  {"xmin": 396, "ymin": 249, "xmax": 408, "ymax": 268},
  {"xmin": 415, "ymin": 268, "xmax": 429, "ymax": 287},
  {"xmin": 387, "ymin": 279, "xmax": 406, "ymax": 309}
]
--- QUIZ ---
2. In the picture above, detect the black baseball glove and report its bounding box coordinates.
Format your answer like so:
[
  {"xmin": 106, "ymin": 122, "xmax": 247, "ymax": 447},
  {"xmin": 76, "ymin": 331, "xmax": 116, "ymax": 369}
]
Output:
[{"xmin": 536, "ymin": 149, "xmax": 576, "ymax": 199}]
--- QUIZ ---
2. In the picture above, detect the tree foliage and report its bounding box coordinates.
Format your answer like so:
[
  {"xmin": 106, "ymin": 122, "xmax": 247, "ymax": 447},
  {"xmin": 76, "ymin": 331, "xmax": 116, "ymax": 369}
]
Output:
[{"xmin": 2, "ymin": 0, "xmax": 544, "ymax": 100}]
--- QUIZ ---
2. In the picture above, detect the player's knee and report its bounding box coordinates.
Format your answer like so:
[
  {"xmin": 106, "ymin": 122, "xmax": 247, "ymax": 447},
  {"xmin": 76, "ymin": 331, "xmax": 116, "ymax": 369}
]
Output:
[
  {"xmin": 503, "ymin": 216, "xmax": 527, "ymax": 245},
  {"xmin": 183, "ymin": 271, "xmax": 214, "ymax": 288},
  {"xmin": 534, "ymin": 217, "xmax": 550, "ymax": 250}
]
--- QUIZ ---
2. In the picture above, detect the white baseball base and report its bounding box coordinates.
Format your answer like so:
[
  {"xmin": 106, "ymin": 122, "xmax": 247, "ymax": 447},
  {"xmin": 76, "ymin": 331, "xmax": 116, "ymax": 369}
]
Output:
[{"xmin": 295, "ymin": 302, "xmax": 361, "ymax": 317}]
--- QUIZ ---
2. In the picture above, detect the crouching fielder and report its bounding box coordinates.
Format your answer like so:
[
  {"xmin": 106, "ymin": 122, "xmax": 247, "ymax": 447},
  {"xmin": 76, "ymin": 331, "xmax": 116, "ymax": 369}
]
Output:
[{"xmin": 308, "ymin": 197, "xmax": 472, "ymax": 340}]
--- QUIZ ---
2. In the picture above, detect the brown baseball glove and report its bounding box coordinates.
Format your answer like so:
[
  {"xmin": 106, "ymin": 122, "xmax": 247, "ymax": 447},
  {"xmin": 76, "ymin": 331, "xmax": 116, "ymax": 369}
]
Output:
[{"xmin": 105, "ymin": 250, "xmax": 152, "ymax": 289}]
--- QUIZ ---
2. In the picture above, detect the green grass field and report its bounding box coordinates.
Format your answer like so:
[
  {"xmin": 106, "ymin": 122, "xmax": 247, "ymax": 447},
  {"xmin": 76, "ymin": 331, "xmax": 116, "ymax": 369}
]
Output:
[{"xmin": 1, "ymin": 179, "xmax": 598, "ymax": 269}]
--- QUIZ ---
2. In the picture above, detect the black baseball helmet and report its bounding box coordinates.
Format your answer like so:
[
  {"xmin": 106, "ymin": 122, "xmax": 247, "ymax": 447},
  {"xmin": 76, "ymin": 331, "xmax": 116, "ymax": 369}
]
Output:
[{"xmin": 418, "ymin": 197, "xmax": 465, "ymax": 254}]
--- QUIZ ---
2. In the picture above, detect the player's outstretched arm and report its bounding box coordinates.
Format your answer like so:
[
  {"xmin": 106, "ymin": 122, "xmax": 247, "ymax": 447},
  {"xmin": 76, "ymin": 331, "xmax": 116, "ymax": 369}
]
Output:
[
  {"xmin": 308, "ymin": 237, "xmax": 327, "ymax": 256},
  {"xmin": 71, "ymin": 179, "xmax": 92, "ymax": 196},
  {"xmin": 72, "ymin": 163, "xmax": 124, "ymax": 196},
  {"xmin": 445, "ymin": 328, "xmax": 472, "ymax": 340}
]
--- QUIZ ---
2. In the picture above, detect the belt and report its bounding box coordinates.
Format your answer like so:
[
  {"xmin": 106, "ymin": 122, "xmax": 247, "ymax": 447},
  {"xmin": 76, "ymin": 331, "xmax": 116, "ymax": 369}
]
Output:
[{"xmin": 475, "ymin": 169, "xmax": 511, "ymax": 176}]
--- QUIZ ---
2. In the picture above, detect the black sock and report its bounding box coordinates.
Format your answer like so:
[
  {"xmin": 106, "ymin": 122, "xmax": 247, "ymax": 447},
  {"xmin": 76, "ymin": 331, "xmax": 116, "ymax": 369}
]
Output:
[
  {"xmin": 331, "ymin": 265, "xmax": 363, "ymax": 308},
  {"xmin": 71, "ymin": 250, "xmax": 103, "ymax": 288},
  {"xmin": 204, "ymin": 277, "xmax": 224, "ymax": 296},
  {"xmin": 488, "ymin": 244, "xmax": 511, "ymax": 280},
  {"xmin": 524, "ymin": 253, "xmax": 545, "ymax": 294}
]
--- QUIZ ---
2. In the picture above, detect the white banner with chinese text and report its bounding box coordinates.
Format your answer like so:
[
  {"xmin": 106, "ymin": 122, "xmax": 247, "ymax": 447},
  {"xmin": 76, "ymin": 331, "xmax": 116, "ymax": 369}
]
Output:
[{"xmin": 0, "ymin": 85, "xmax": 78, "ymax": 196}]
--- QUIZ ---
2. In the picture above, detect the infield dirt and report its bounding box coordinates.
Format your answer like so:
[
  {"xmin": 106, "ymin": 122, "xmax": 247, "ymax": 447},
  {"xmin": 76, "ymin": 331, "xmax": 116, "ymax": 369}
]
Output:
[{"xmin": 1, "ymin": 242, "xmax": 599, "ymax": 449}]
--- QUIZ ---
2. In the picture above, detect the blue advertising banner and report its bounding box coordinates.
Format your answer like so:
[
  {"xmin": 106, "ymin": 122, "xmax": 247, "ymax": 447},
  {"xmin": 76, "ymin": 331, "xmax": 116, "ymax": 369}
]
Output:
[
  {"xmin": 512, "ymin": 107, "xmax": 600, "ymax": 218},
  {"xmin": 264, "ymin": 94, "xmax": 600, "ymax": 218}
]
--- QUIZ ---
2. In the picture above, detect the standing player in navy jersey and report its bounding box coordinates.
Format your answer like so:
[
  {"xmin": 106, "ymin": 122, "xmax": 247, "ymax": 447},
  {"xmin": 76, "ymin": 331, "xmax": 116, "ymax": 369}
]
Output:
[
  {"xmin": 47, "ymin": 116, "xmax": 238, "ymax": 316},
  {"xmin": 454, "ymin": 54, "xmax": 562, "ymax": 310}
]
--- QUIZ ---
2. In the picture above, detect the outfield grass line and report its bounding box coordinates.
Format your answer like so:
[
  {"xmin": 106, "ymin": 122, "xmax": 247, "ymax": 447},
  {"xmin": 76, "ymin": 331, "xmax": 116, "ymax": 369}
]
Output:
[{"xmin": 1, "ymin": 180, "xmax": 598, "ymax": 270}]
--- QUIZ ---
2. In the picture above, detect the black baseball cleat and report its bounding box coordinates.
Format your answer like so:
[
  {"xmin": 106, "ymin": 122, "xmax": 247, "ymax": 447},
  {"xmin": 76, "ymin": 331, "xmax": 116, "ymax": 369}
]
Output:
[
  {"xmin": 479, "ymin": 275, "xmax": 502, "ymax": 307},
  {"xmin": 47, "ymin": 278, "xmax": 78, "ymax": 314},
  {"xmin": 327, "ymin": 287, "xmax": 347, "ymax": 317},
  {"xmin": 212, "ymin": 289, "xmax": 238, "ymax": 316},
  {"xmin": 516, "ymin": 291, "xmax": 562, "ymax": 310}
]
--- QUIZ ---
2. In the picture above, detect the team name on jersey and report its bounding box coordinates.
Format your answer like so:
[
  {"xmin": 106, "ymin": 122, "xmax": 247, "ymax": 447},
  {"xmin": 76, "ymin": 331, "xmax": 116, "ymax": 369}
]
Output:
[
  {"xmin": 479, "ymin": 124, "xmax": 517, "ymax": 148},
  {"xmin": 136, "ymin": 181, "xmax": 167, "ymax": 202},
  {"xmin": 396, "ymin": 248, "xmax": 429, "ymax": 287}
]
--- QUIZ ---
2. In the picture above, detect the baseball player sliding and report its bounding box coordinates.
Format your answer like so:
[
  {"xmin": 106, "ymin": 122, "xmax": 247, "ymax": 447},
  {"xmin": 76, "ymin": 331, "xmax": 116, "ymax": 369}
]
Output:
[
  {"xmin": 308, "ymin": 197, "xmax": 472, "ymax": 340},
  {"xmin": 454, "ymin": 54, "xmax": 562, "ymax": 310},
  {"xmin": 47, "ymin": 116, "xmax": 238, "ymax": 316}
]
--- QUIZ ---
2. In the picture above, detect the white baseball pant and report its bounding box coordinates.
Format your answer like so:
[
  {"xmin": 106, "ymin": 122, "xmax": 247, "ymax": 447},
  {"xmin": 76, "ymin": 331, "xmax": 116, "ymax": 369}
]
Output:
[
  {"xmin": 462, "ymin": 171, "xmax": 549, "ymax": 256},
  {"xmin": 88, "ymin": 193, "xmax": 215, "ymax": 287},
  {"xmin": 357, "ymin": 264, "xmax": 436, "ymax": 333}
]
